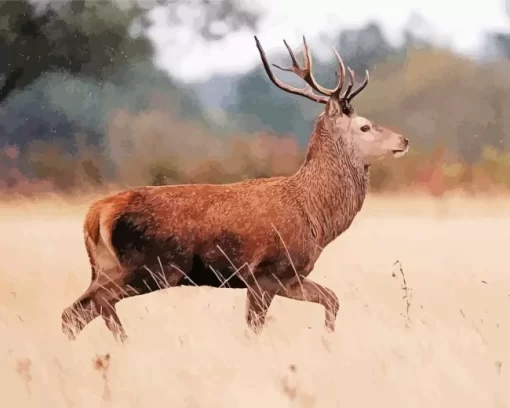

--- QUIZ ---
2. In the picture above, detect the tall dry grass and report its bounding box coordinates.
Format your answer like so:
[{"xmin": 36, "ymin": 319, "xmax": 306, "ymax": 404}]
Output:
[{"xmin": 1, "ymin": 194, "xmax": 510, "ymax": 407}]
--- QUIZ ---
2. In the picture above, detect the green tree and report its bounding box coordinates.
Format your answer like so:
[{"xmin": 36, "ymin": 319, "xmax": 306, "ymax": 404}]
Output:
[
  {"xmin": 0, "ymin": 0, "xmax": 262, "ymax": 103},
  {"xmin": 0, "ymin": 0, "xmax": 260, "ymax": 148}
]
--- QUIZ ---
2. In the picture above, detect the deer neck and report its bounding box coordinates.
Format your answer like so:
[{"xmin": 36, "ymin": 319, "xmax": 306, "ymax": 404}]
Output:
[{"xmin": 293, "ymin": 114, "xmax": 369, "ymax": 247}]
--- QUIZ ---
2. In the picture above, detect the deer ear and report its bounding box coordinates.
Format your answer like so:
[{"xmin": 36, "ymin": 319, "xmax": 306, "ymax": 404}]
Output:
[
  {"xmin": 323, "ymin": 98, "xmax": 351, "ymax": 141},
  {"xmin": 325, "ymin": 97, "xmax": 342, "ymax": 117}
]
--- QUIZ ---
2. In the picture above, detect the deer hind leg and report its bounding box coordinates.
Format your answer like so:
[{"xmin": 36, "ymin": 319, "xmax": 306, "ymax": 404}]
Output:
[
  {"xmin": 62, "ymin": 229, "xmax": 131, "ymax": 342},
  {"xmin": 93, "ymin": 284, "xmax": 128, "ymax": 343},
  {"xmin": 279, "ymin": 278, "xmax": 339, "ymax": 332},
  {"xmin": 61, "ymin": 273, "xmax": 129, "ymax": 342},
  {"xmin": 63, "ymin": 266, "xmax": 167, "ymax": 343},
  {"xmin": 62, "ymin": 237, "xmax": 103, "ymax": 340},
  {"xmin": 61, "ymin": 281, "xmax": 101, "ymax": 340},
  {"xmin": 91, "ymin": 261, "xmax": 189, "ymax": 343}
]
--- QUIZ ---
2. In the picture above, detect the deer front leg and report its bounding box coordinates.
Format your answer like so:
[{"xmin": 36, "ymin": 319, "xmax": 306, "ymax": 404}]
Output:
[{"xmin": 280, "ymin": 278, "xmax": 340, "ymax": 331}]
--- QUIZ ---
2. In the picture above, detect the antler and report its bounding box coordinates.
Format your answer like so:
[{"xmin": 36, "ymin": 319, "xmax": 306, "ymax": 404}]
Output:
[
  {"xmin": 343, "ymin": 68, "xmax": 370, "ymax": 103},
  {"xmin": 254, "ymin": 36, "xmax": 369, "ymax": 106}
]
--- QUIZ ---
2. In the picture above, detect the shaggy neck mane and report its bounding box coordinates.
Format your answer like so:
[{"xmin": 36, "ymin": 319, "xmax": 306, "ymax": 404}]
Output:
[{"xmin": 292, "ymin": 113, "xmax": 369, "ymax": 247}]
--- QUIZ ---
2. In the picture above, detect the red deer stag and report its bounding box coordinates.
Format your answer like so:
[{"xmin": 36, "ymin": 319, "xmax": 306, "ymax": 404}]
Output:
[{"xmin": 62, "ymin": 36, "xmax": 409, "ymax": 342}]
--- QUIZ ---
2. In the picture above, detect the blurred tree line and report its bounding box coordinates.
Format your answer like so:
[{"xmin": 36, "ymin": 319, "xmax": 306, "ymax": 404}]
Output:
[
  {"xmin": 0, "ymin": 0, "xmax": 259, "ymax": 148},
  {"xmin": 2, "ymin": 0, "xmax": 510, "ymax": 195}
]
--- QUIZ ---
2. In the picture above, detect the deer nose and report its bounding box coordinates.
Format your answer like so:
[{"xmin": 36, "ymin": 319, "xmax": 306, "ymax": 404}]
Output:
[{"xmin": 403, "ymin": 138, "xmax": 409, "ymax": 147}]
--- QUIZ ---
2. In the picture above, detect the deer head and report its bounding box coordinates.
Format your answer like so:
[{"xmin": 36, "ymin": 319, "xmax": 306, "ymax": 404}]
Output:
[{"xmin": 254, "ymin": 36, "xmax": 409, "ymax": 163}]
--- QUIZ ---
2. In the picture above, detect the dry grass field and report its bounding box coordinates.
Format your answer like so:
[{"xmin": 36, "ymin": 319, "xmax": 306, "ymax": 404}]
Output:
[{"xmin": 1, "ymin": 193, "xmax": 510, "ymax": 407}]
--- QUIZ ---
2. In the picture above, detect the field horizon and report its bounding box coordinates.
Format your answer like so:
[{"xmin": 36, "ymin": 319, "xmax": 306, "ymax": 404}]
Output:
[{"xmin": 1, "ymin": 193, "xmax": 510, "ymax": 407}]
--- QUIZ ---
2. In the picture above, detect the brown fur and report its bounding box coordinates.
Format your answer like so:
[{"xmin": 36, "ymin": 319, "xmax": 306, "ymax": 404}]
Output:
[{"xmin": 61, "ymin": 37, "xmax": 408, "ymax": 342}]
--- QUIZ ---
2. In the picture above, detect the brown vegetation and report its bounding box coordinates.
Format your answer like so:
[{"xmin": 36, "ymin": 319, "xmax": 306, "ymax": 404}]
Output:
[{"xmin": 1, "ymin": 117, "xmax": 510, "ymax": 199}]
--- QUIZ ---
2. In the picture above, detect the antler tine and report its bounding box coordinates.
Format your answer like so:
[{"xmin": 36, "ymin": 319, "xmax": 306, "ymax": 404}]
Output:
[
  {"xmin": 346, "ymin": 69, "xmax": 370, "ymax": 103},
  {"xmin": 254, "ymin": 36, "xmax": 329, "ymax": 104},
  {"xmin": 301, "ymin": 37, "xmax": 337, "ymax": 96},
  {"xmin": 272, "ymin": 39, "xmax": 300, "ymax": 72},
  {"xmin": 341, "ymin": 67, "xmax": 355, "ymax": 100},
  {"xmin": 331, "ymin": 47, "xmax": 346, "ymax": 98},
  {"xmin": 272, "ymin": 36, "xmax": 338, "ymax": 97}
]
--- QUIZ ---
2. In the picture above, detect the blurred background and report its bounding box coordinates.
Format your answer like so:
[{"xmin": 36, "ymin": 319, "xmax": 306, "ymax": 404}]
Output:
[{"xmin": 2, "ymin": 0, "xmax": 510, "ymax": 197}]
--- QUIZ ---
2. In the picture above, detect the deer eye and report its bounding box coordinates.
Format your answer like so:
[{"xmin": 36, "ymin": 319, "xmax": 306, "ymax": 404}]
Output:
[{"xmin": 360, "ymin": 125, "xmax": 370, "ymax": 132}]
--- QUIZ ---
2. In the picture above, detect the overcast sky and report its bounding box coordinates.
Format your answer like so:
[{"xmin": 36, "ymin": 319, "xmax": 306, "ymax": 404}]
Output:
[{"xmin": 146, "ymin": 0, "xmax": 510, "ymax": 82}]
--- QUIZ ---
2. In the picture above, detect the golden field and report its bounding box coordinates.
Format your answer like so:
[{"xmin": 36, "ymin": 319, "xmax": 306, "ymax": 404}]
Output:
[{"xmin": 1, "ymin": 193, "xmax": 510, "ymax": 407}]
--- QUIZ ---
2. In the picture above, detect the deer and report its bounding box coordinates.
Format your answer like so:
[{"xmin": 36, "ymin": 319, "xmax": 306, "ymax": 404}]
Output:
[{"xmin": 61, "ymin": 35, "xmax": 409, "ymax": 343}]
